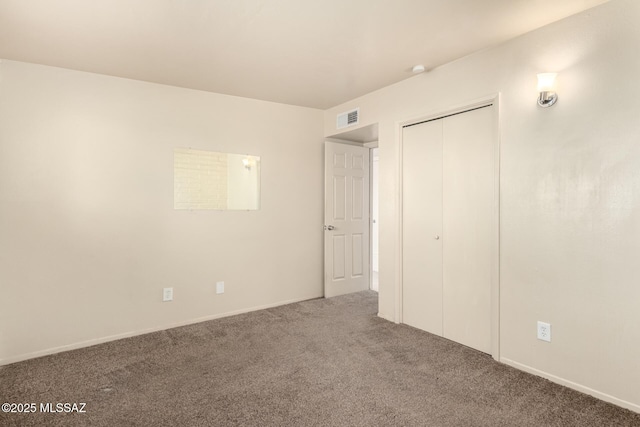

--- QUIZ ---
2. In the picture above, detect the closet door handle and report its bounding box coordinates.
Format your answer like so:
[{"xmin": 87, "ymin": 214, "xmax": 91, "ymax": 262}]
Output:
[{"xmin": 434, "ymin": 235, "xmax": 440, "ymax": 240}]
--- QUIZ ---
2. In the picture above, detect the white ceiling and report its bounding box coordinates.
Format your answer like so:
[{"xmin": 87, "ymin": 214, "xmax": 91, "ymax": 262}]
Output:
[{"xmin": 0, "ymin": 0, "xmax": 610, "ymax": 109}]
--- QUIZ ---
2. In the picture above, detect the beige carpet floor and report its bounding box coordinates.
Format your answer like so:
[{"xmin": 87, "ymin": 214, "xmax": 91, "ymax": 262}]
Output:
[{"xmin": 1, "ymin": 291, "xmax": 639, "ymax": 426}]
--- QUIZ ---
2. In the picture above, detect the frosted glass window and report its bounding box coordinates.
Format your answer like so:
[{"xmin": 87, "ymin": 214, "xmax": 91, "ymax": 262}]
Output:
[{"xmin": 174, "ymin": 148, "xmax": 260, "ymax": 210}]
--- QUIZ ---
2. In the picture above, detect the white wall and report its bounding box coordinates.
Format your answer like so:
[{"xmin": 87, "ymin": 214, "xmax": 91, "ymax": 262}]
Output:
[
  {"xmin": 324, "ymin": 0, "xmax": 640, "ymax": 412},
  {"xmin": 0, "ymin": 60, "xmax": 324, "ymax": 363}
]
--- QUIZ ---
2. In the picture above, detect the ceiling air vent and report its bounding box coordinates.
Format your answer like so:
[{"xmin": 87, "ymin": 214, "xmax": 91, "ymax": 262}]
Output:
[{"xmin": 336, "ymin": 108, "xmax": 359, "ymax": 129}]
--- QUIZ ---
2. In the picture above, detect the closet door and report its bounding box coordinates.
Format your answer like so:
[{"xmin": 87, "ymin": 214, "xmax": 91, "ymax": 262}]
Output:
[
  {"xmin": 442, "ymin": 107, "xmax": 493, "ymax": 354},
  {"xmin": 402, "ymin": 120, "xmax": 443, "ymax": 335},
  {"xmin": 402, "ymin": 105, "xmax": 494, "ymax": 355}
]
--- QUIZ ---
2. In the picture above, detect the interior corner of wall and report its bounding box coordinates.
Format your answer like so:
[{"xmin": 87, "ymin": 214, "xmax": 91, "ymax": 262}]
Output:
[{"xmin": 377, "ymin": 311, "xmax": 396, "ymax": 323}]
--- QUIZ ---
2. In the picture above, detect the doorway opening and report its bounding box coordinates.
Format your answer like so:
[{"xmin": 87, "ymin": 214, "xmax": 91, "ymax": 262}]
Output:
[{"xmin": 324, "ymin": 123, "xmax": 379, "ymax": 298}]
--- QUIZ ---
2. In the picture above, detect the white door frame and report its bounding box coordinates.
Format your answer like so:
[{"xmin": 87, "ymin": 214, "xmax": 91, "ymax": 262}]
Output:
[
  {"xmin": 364, "ymin": 142, "xmax": 379, "ymax": 291},
  {"xmin": 397, "ymin": 94, "xmax": 501, "ymax": 360}
]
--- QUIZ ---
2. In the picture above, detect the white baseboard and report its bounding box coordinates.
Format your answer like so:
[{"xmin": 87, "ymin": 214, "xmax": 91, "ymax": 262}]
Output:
[
  {"xmin": 377, "ymin": 312, "xmax": 396, "ymax": 323},
  {"xmin": 501, "ymin": 357, "xmax": 640, "ymax": 414},
  {"xmin": 0, "ymin": 294, "xmax": 321, "ymax": 366}
]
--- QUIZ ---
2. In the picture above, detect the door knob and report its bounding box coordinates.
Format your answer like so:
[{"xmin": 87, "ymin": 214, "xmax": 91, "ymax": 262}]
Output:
[
  {"xmin": 324, "ymin": 225, "xmax": 336, "ymax": 231},
  {"xmin": 434, "ymin": 235, "xmax": 440, "ymax": 240}
]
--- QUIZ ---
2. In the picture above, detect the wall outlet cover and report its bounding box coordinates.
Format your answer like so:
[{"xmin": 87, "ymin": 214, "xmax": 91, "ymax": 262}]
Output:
[
  {"xmin": 216, "ymin": 281, "xmax": 224, "ymax": 294},
  {"xmin": 537, "ymin": 321, "xmax": 551, "ymax": 342},
  {"xmin": 163, "ymin": 287, "xmax": 173, "ymax": 302}
]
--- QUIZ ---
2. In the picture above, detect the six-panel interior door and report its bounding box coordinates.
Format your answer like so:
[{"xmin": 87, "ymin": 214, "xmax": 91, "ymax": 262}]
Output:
[
  {"xmin": 324, "ymin": 141, "xmax": 370, "ymax": 298},
  {"xmin": 402, "ymin": 106, "xmax": 494, "ymax": 354}
]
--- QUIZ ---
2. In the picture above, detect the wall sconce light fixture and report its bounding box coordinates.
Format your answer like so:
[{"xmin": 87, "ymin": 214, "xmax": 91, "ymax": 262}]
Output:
[{"xmin": 537, "ymin": 73, "xmax": 558, "ymax": 108}]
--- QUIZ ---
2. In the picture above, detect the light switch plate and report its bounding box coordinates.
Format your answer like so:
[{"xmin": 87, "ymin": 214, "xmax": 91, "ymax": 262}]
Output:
[{"xmin": 216, "ymin": 281, "xmax": 224, "ymax": 294}]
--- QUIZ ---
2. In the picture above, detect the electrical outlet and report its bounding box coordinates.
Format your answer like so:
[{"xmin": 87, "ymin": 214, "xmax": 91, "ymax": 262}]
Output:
[
  {"xmin": 537, "ymin": 321, "xmax": 551, "ymax": 342},
  {"xmin": 216, "ymin": 281, "xmax": 224, "ymax": 294},
  {"xmin": 163, "ymin": 287, "xmax": 173, "ymax": 302}
]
